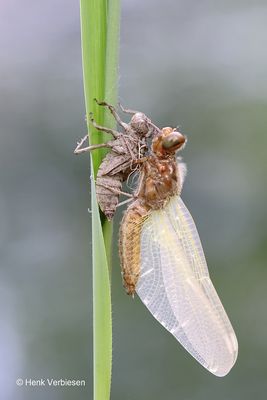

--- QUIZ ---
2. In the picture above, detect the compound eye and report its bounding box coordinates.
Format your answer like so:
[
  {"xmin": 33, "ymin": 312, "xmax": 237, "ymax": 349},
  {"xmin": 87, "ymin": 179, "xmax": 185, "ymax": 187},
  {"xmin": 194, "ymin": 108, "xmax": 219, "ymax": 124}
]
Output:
[{"xmin": 162, "ymin": 131, "xmax": 185, "ymax": 150}]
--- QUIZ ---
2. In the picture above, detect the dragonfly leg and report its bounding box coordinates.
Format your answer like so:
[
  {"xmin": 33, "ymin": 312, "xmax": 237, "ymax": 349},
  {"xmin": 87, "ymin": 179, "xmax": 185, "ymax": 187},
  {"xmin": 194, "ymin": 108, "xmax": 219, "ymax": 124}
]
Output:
[
  {"xmin": 95, "ymin": 99, "xmax": 128, "ymax": 130},
  {"xmin": 116, "ymin": 197, "xmax": 134, "ymax": 208},
  {"xmin": 74, "ymin": 135, "xmax": 112, "ymax": 154},
  {"xmin": 118, "ymin": 102, "xmax": 139, "ymax": 115},
  {"xmin": 96, "ymin": 182, "xmax": 133, "ymax": 198},
  {"xmin": 89, "ymin": 112, "xmax": 120, "ymax": 139}
]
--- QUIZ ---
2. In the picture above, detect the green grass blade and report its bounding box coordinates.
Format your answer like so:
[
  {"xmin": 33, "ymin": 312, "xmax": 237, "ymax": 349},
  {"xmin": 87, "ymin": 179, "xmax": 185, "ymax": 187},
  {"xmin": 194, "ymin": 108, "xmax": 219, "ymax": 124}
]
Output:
[
  {"xmin": 91, "ymin": 165, "xmax": 112, "ymax": 400},
  {"xmin": 80, "ymin": 1, "xmax": 121, "ymax": 399},
  {"xmin": 102, "ymin": 0, "xmax": 121, "ymax": 270}
]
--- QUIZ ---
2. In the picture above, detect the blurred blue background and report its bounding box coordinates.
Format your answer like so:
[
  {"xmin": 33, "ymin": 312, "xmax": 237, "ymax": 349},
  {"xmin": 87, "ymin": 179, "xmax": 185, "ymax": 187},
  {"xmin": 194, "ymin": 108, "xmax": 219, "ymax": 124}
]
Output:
[{"xmin": 1, "ymin": 0, "xmax": 267, "ymax": 399}]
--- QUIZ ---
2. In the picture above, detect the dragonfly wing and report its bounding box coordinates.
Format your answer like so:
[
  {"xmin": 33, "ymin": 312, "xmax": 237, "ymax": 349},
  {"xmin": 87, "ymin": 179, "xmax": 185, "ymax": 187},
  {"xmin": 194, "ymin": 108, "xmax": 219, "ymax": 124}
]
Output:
[{"xmin": 136, "ymin": 196, "xmax": 238, "ymax": 377}]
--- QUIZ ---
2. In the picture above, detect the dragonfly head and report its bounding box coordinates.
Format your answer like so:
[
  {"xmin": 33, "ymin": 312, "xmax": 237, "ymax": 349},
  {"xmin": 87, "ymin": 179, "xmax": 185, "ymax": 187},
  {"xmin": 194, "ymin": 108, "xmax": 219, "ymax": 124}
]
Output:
[{"xmin": 153, "ymin": 127, "xmax": 186, "ymax": 157}]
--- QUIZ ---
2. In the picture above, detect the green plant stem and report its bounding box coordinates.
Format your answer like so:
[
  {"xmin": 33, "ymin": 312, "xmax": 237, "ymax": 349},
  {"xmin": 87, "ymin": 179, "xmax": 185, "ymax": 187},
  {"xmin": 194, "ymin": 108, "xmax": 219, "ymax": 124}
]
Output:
[
  {"xmin": 80, "ymin": 1, "xmax": 121, "ymax": 399},
  {"xmin": 103, "ymin": 0, "xmax": 121, "ymax": 271}
]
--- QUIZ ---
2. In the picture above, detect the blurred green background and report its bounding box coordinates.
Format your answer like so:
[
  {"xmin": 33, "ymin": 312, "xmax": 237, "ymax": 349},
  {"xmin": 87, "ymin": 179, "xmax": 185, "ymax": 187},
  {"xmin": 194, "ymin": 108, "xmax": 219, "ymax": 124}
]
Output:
[{"xmin": 1, "ymin": 1, "xmax": 267, "ymax": 399}]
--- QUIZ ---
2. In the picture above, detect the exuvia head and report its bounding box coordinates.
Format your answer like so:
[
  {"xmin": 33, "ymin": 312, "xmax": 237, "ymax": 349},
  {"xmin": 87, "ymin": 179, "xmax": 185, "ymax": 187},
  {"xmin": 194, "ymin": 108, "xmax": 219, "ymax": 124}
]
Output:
[
  {"xmin": 130, "ymin": 112, "xmax": 159, "ymax": 137},
  {"xmin": 152, "ymin": 127, "xmax": 186, "ymax": 157}
]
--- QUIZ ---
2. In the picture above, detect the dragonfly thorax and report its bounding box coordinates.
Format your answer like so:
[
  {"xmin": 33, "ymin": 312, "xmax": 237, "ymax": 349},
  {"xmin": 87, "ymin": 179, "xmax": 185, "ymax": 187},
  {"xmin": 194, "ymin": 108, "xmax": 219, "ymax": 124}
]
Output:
[{"xmin": 138, "ymin": 157, "xmax": 180, "ymax": 210}]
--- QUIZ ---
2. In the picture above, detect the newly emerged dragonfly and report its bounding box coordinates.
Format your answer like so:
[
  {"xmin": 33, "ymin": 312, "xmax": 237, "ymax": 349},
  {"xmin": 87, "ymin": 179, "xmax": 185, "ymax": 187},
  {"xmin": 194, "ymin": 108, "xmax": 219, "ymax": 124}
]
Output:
[{"xmin": 119, "ymin": 127, "xmax": 238, "ymax": 376}]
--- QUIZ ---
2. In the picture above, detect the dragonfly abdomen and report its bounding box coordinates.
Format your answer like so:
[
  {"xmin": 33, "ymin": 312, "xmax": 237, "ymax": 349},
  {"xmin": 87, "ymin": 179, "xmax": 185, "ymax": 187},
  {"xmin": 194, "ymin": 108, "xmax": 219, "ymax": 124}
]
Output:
[{"xmin": 119, "ymin": 202, "xmax": 149, "ymax": 295}]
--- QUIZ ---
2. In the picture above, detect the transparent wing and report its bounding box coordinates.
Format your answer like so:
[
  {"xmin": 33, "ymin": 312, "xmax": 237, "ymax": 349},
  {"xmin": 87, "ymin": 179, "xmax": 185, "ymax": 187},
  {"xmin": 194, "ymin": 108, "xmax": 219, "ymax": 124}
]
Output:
[{"xmin": 136, "ymin": 196, "xmax": 238, "ymax": 377}]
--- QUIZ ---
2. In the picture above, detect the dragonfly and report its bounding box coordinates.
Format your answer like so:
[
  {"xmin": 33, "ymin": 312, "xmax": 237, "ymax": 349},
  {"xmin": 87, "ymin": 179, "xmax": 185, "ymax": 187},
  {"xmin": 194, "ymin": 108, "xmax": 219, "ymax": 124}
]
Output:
[{"xmin": 119, "ymin": 127, "xmax": 238, "ymax": 376}]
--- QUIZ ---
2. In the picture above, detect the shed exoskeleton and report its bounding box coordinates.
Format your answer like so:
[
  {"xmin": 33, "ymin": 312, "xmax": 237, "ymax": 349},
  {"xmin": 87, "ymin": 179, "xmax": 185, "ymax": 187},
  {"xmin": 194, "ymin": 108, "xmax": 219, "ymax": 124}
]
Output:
[{"xmin": 74, "ymin": 100, "xmax": 160, "ymax": 220}]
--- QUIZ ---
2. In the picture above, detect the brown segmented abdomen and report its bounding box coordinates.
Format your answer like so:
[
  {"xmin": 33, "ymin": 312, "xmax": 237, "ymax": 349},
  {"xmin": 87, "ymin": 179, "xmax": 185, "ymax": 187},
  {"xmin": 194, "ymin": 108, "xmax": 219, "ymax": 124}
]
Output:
[
  {"xmin": 95, "ymin": 149, "xmax": 137, "ymax": 220},
  {"xmin": 98, "ymin": 150, "xmax": 132, "ymax": 176},
  {"xmin": 95, "ymin": 150, "xmax": 126, "ymax": 220},
  {"xmin": 95, "ymin": 173, "xmax": 123, "ymax": 220},
  {"xmin": 119, "ymin": 202, "xmax": 149, "ymax": 295}
]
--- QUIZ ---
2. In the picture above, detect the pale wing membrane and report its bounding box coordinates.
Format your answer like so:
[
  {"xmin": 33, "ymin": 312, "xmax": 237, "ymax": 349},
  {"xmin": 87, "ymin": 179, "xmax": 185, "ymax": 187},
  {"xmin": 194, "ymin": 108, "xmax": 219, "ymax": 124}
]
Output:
[{"xmin": 136, "ymin": 196, "xmax": 238, "ymax": 377}]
